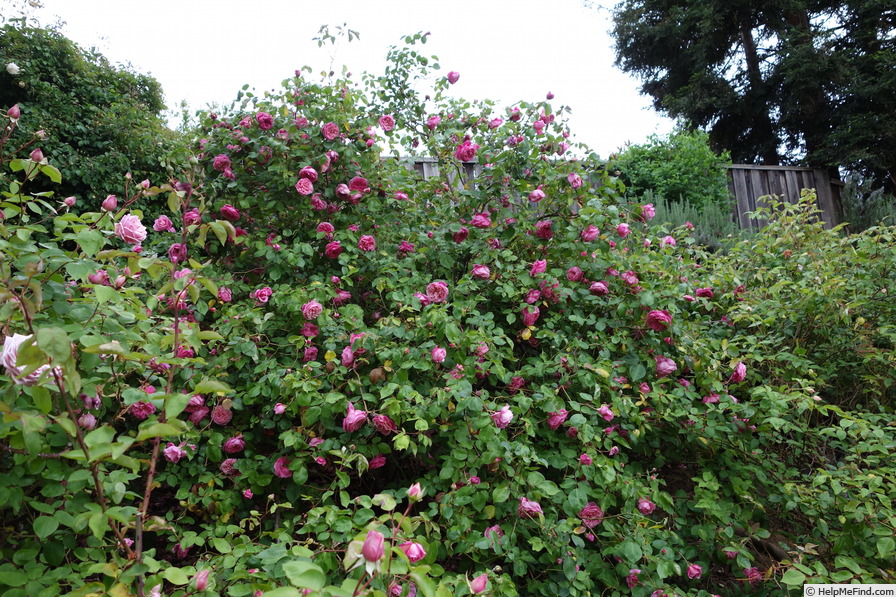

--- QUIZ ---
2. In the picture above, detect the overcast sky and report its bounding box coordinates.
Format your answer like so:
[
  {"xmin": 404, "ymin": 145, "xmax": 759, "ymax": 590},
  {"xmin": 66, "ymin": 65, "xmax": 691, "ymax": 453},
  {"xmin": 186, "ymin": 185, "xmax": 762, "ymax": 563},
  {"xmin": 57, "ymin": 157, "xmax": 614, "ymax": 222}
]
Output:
[{"xmin": 13, "ymin": 0, "xmax": 675, "ymax": 158}]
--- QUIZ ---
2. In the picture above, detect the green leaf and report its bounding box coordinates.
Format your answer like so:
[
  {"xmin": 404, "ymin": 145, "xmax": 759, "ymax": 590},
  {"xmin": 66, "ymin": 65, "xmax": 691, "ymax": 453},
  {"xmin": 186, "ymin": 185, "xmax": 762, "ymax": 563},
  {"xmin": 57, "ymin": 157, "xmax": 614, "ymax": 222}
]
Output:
[
  {"xmin": 629, "ymin": 363, "xmax": 646, "ymax": 381},
  {"xmin": 194, "ymin": 380, "xmax": 232, "ymax": 395},
  {"xmin": 94, "ymin": 285, "xmax": 118, "ymax": 304},
  {"xmin": 0, "ymin": 569, "xmax": 28, "ymax": 586},
  {"xmin": 212, "ymin": 537, "xmax": 232, "ymax": 554},
  {"xmin": 31, "ymin": 386, "xmax": 51, "ymax": 413},
  {"xmin": 372, "ymin": 493, "xmax": 397, "ymax": 511},
  {"xmin": 618, "ymin": 539, "xmax": 642, "ymax": 563},
  {"xmin": 136, "ymin": 422, "xmax": 184, "ymax": 442},
  {"xmin": 34, "ymin": 515, "xmax": 59, "ymax": 539},
  {"xmin": 409, "ymin": 570, "xmax": 436, "ymax": 597},
  {"xmin": 88, "ymin": 512, "xmax": 110, "ymax": 539},
  {"xmin": 282, "ymin": 560, "xmax": 326, "ymax": 590},
  {"xmin": 260, "ymin": 589, "xmax": 303, "ymax": 597},
  {"xmin": 41, "ymin": 164, "xmax": 62, "ymax": 183},
  {"xmin": 76, "ymin": 229, "xmax": 104, "ymax": 257},
  {"xmin": 84, "ymin": 425, "xmax": 116, "ymax": 449},
  {"xmin": 162, "ymin": 567, "xmax": 191, "ymax": 585},
  {"xmin": 493, "ymin": 485, "xmax": 510, "ymax": 503},
  {"xmin": 877, "ymin": 537, "xmax": 895, "ymax": 559},
  {"xmin": 835, "ymin": 555, "xmax": 863, "ymax": 575},
  {"xmin": 165, "ymin": 393, "xmax": 192, "ymax": 419},
  {"xmin": 780, "ymin": 569, "xmax": 806, "ymax": 585}
]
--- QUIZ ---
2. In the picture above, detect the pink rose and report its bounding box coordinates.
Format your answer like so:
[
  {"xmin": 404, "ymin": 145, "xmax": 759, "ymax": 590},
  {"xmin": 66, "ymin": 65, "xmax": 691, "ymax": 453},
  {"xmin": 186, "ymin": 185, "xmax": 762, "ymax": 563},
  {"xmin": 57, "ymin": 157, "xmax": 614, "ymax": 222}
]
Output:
[
  {"xmin": 302, "ymin": 300, "xmax": 323, "ymax": 320},
  {"xmin": 426, "ymin": 281, "xmax": 449, "ymax": 303},
  {"xmin": 373, "ymin": 414, "xmax": 398, "ymax": 434},
  {"xmin": 321, "ymin": 122, "xmax": 339, "ymax": 140},
  {"xmin": 252, "ymin": 287, "xmax": 273, "ymax": 304},
  {"xmin": 471, "ymin": 264, "xmax": 490, "ymax": 280},
  {"xmin": 637, "ymin": 497, "xmax": 656, "ymax": 515},
  {"xmin": 78, "ymin": 413, "xmax": 97, "ymax": 429},
  {"xmin": 567, "ymin": 172, "xmax": 583, "ymax": 189},
  {"xmin": 534, "ymin": 220, "xmax": 553, "ymax": 240},
  {"xmin": 453, "ymin": 227, "xmax": 469, "ymax": 243},
  {"xmin": 274, "ymin": 403, "xmax": 286, "ymax": 415},
  {"xmin": 489, "ymin": 118, "xmax": 503, "ymax": 129},
  {"xmin": 114, "ymin": 214, "xmax": 147, "ymax": 245},
  {"xmin": 220, "ymin": 204, "xmax": 240, "ymax": 221},
  {"xmin": 183, "ymin": 208, "xmax": 202, "ymax": 226},
  {"xmin": 522, "ymin": 306, "xmax": 540, "ymax": 326},
  {"xmin": 447, "ymin": 71, "xmax": 460, "ymax": 84},
  {"xmin": 687, "ymin": 564, "xmax": 703, "ymax": 579},
  {"xmin": 517, "ymin": 496, "xmax": 543, "ymax": 519},
  {"xmin": 316, "ymin": 222, "xmax": 334, "ymax": 235},
  {"xmin": 378, "ymin": 115, "xmax": 395, "ymax": 131},
  {"xmin": 223, "ymin": 436, "xmax": 245, "ymax": 454},
  {"xmin": 130, "ymin": 401, "xmax": 156, "ymax": 420},
  {"xmin": 349, "ymin": 176, "xmax": 369, "ymax": 193},
  {"xmin": 426, "ymin": 115, "xmax": 441, "ymax": 130},
  {"xmin": 646, "ymin": 310, "xmax": 672, "ymax": 332},
  {"xmin": 579, "ymin": 453, "xmax": 592, "ymax": 465},
  {"xmin": 695, "ymin": 287, "xmax": 714, "ymax": 298},
  {"xmin": 729, "ymin": 361, "xmax": 747, "ymax": 383},
  {"xmin": 164, "ymin": 442, "xmax": 186, "ymax": 463},
  {"xmin": 525, "ymin": 289, "xmax": 541, "ymax": 304},
  {"xmin": 343, "ymin": 403, "xmax": 367, "ymax": 432},
  {"xmin": 661, "ymin": 235, "xmax": 676, "ymax": 247},
  {"xmin": 325, "ymin": 241, "xmax": 343, "ymax": 259},
  {"xmin": 273, "ymin": 456, "xmax": 291, "ymax": 478},
  {"xmin": 2, "ymin": 333, "xmax": 61, "ymax": 385},
  {"xmin": 303, "ymin": 346, "xmax": 318, "ymax": 362},
  {"xmin": 369, "ymin": 454, "xmax": 386, "ymax": 469},
  {"xmin": 399, "ymin": 541, "xmax": 426, "ymax": 563},
  {"xmin": 431, "ymin": 346, "xmax": 447, "ymax": 363},
  {"xmin": 616, "ymin": 223, "xmax": 631, "ymax": 238},
  {"xmin": 295, "ymin": 178, "xmax": 314, "ymax": 195},
  {"xmin": 547, "ymin": 409, "xmax": 568, "ymax": 430},
  {"xmin": 492, "ymin": 404, "xmax": 513, "ymax": 429},
  {"xmin": 168, "ymin": 243, "xmax": 187, "ymax": 263},
  {"xmin": 362, "ymin": 530, "xmax": 385, "ymax": 562},
  {"xmin": 470, "ymin": 574, "xmax": 488, "ymax": 594},
  {"xmin": 341, "ymin": 346, "xmax": 355, "ymax": 367},
  {"xmin": 218, "ymin": 287, "xmax": 232, "ymax": 302},
  {"xmin": 358, "ymin": 235, "xmax": 376, "ymax": 251},
  {"xmin": 213, "ymin": 154, "xmax": 230, "ymax": 172},
  {"xmin": 530, "ymin": 260, "xmax": 547, "ymax": 276},
  {"xmin": 598, "ymin": 404, "xmax": 614, "ymax": 422},
  {"xmin": 30, "ymin": 148, "xmax": 45, "ymax": 162},
  {"xmin": 211, "ymin": 405, "xmax": 232, "ymax": 425},
  {"xmin": 528, "ymin": 189, "xmax": 546, "ymax": 203},
  {"xmin": 299, "ymin": 166, "xmax": 318, "ymax": 182},
  {"xmin": 454, "ymin": 140, "xmax": 479, "ymax": 162},
  {"xmin": 640, "ymin": 203, "xmax": 656, "ymax": 221},
  {"xmin": 470, "ymin": 213, "xmax": 491, "ymax": 228},
  {"xmin": 7, "ymin": 104, "xmax": 20, "ymax": 120},
  {"xmin": 579, "ymin": 502, "xmax": 604, "ymax": 528},
  {"xmin": 566, "ymin": 267, "xmax": 584, "ymax": 282},
  {"xmin": 153, "ymin": 215, "xmax": 174, "ymax": 232},
  {"xmin": 655, "ymin": 356, "xmax": 678, "ymax": 377},
  {"xmin": 256, "ymin": 112, "xmax": 273, "ymax": 130}
]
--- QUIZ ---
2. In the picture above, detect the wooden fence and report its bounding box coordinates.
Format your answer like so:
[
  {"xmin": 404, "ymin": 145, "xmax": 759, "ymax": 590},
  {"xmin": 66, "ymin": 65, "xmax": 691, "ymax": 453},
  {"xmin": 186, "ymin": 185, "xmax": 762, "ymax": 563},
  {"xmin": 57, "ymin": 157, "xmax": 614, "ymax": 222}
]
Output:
[{"xmin": 728, "ymin": 165, "xmax": 844, "ymax": 230}]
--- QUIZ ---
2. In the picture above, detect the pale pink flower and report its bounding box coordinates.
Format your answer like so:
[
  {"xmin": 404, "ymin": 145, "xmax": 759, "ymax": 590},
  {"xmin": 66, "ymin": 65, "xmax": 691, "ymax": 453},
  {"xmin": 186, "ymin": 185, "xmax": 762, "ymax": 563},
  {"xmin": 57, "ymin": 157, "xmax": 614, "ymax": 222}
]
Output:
[
  {"xmin": 530, "ymin": 260, "xmax": 547, "ymax": 276},
  {"xmin": 114, "ymin": 215, "xmax": 147, "ymax": 245},
  {"xmin": 492, "ymin": 405, "xmax": 513, "ymax": 429},
  {"xmin": 273, "ymin": 456, "xmax": 291, "ymax": 478},
  {"xmin": 431, "ymin": 346, "xmax": 447, "ymax": 363},
  {"xmin": 598, "ymin": 404, "xmax": 615, "ymax": 422},
  {"xmin": 343, "ymin": 403, "xmax": 367, "ymax": 432},
  {"xmin": 518, "ymin": 496, "xmax": 543, "ymax": 518}
]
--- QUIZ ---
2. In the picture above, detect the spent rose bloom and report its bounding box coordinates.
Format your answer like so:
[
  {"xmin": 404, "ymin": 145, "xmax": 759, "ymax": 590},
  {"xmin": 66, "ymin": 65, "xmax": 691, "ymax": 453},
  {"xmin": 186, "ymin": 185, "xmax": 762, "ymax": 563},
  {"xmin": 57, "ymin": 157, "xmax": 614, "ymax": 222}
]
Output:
[
  {"xmin": 696, "ymin": 287, "xmax": 715, "ymax": 298},
  {"xmin": 470, "ymin": 213, "xmax": 491, "ymax": 228},
  {"xmin": 528, "ymin": 189, "xmax": 546, "ymax": 203},
  {"xmin": 492, "ymin": 405, "xmax": 513, "ymax": 429},
  {"xmin": 373, "ymin": 414, "xmax": 398, "ymax": 435},
  {"xmin": 114, "ymin": 215, "xmax": 147, "ymax": 245},
  {"xmin": 534, "ymin": 220, "xmax": 553, "ymax": 240},
  {"xmin": 687, "ymin": 564, "xmax": 703, "ymax": 579},
  {"xmin": 211, "ymin": 405, "xmax": 232, "ymax": 425},
  {"xmin": 343, "ymin": 403, "xmax": 367, "ymax": 432},
  {"xmin": 213, "ymin": 154, "xmax": 231, "ymax": 172},
  {"xmin": 590, "ymin": 281, "xmax": 610, "ymax": 295},
  {"xmin": 399, "ymin": 541, "xmax": 426, "ymax": 563},
  {"xmin": 130, "ymin": 401, "xmax": 156, "ymax": 420},
  {"xmin": 302, "ymin": 300, "xmax": 323, "ymax": 320},
  {"xmin": 273, "ymin": 456, "xmax": 291, "ymax": 478},
  {"xmin": 616, "ymin": 223, "xmax": 631, "ymax": 238},
  {"xmin": 626, "ymin": 569, "xmax": 641, "ymax": 589},
  {"xmin": 78, "ymin": 413, "xmax": 97, "ymax": 430},
  {"xmin": 369, "ymin": 454, "xmax": 386, "ymax": 469},
  {"xmin": 220, "ymin": 204, "xmax": 240, "ymax": 221},
  {"xmin": 646, "ymin": 310, "xmax": 672, "ymax": 332},
  {"xmin": 362, "ymin": 530, "xmax": 385, "ymax": 562},
  {"xmin": 598, "ymin": 404, "xmax": 615, "ymax": 422},
  {"xmin": 426, "ymin": 281, "xmax": 449, "ymax": 303},
  {"xmin": 220, "ymin": 458, "xmax": 236, "ymax": 475},
  {"xmin": 2, "ymin": 333, "xmax": 61, "ymax": 386},
  {"xmin": 579, "ymin": 453, "xmax": 592, "ymax": 465},
  {"xmin": 522, "ymin": 306, "xmax": 540, "ymax": 326},
  {"xmin": 518, "ymin": 496, "xmax": 543, "ymax": 519}
]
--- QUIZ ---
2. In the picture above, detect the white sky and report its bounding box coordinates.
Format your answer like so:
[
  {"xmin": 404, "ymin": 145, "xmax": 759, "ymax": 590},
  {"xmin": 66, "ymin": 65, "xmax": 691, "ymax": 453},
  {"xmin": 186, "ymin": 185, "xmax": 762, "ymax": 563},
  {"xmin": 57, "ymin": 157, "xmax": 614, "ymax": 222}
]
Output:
[{"xmin": 16, "ymin": 0, "xmax": 675, "ymax": 158}]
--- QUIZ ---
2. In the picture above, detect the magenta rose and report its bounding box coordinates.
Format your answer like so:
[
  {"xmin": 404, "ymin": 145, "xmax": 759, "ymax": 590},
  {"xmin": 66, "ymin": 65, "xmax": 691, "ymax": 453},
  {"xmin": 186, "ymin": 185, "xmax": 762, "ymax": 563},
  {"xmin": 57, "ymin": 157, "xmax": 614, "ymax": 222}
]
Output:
[
  {"xmin": 522, "ymin": 306, "xmax": 540, "ymax": 326},
  {"xmin": 581, "ymin": 225, "xmax": 599, "ymax": 241},
  {"xmin": 695, "ymin": 287, "xmax": 714, "ymax": 298},
  {"xmin": 273, "ymin": 456, "xmax": 291, "ymax": 478},
  {"xmin": 223, "ymin": 435, "xmax": 245, "ymax": 454},
  {"xmin": 362, "ymin": 530, "xmax": 385, "ymax": 562},
  {"xmin": 211, "ymin": 405, "xmax": 232, "ymax": 425},
  {"xmin": 640, "ymin": 203, "xmax": 656, "ymax": 221},
  {"xmin": 534, "ymin": 220, "xmax": 553, "ymax": 240},
  {"xmin": 579, "ymin": 502, "xmax": 604, "ymax": 528},
  {"xmin": 567, "ymin": 267, "xmax": 584, "ymax": 282},
  {"xmin": 470, "ymin": 213, "xmax": 491, "ymax": 228},
  {"xmin": 528, "ymin": 189, "xmax": 546, "ymax": 203},
  {"xmin": 220, "ymin": 204, "xmax": 240, "ymax": 221},
  {"xmin": 325, "ymin": 241, "xmax": 343, "ymax": 259},
  {"xmin": 153, "ymin": 215, "xmax": 174, "ymax": 232},
  {"xmin": 168, "ymin": 243, "xmax": 187, "ymax": 263},
  {"xmin": 218, "ymin": 287, "xmax": 232, "ymax": 302},
  {"xmin": 255, "ymin": 111, "xmax": 273, "ymax": 130},
  {"xmin": 303, "ymin": 346, "xmax": 318, "ymax": 362},
  {"xmin": 431, "ymin": 346, "xmax": 447, "ymax": 363},
  {"xmin": 321, "ymin": 122, "xmax": 339, "ymax": 140},
  {"xmin": 183, "ymin": 208, "xmax": 202, "ymax": 226},
  {"xmin": 212, "ymin": 154, "xmax": 230, "ymax": 172},
  {"xmin": 530, "ymin": 260, "xmax": 547, "ymax": 276},
  {"xmin": 729, "ymin": 361, "xmax": 747, "ymax": 383},
  {"xmin": 453, "ymin": 227, "xmax": 469, "ymax": 243},
  {"xmin": 616, "ymin": 223, "xmax": 631, "ymax": 238},
  {"xmin": 568, "ymin": 172, "xmax": 583, "ymax": 189},
  {"xmin": 399, "ymin": 541, "xmax": 426, "ymax": 563},
  {"xmin": 373, "ymin": 414, "xmax": 398, "ymax": 435},
  {"xmin": 454, "ymin": 139, "xmax": 479, "ymax": 161},
  {"xmin": 447, "ymin": 71, "xmax": 460, "ymax": 84},
  {"xmin": 129, "ymin": 401, "xmax": 156, "ymax": 420},
  {"xmin": 299, "ymin": 166, "xmax": 318, "ymax": 182},
  {"xmin": 646, "ymin": 310, "xmax": 672, "ymax": 332},
  {"xmin": 252, "ymin": 287, "xmax": 273, "ymax": 304},
  {"xmin": 349, "ymin": 176, "xmax": 369, "ymax": 192},
  {"xmin": 358, "ymin": 235, "xmax": 376, "ymax": 251},
  {"xmin": 302, "ymin": 300, "xmax": 323, "ymax": 320},
  {"xmin": 687, "ymin": 564, "xmax": 703, "ymax": 579},
  {"xmin": 598, "ymin": 404, "xmax": 615, "ymax": 421},
  {"xmin": 655, "ymin": 356, "xmax": 678, "ymax": 377},
  {"xmin": 426, "ymin": 281, "xmax": 449, "ymax": 303},
  {"xmin": 369, "ymin": 454, "xmax": 386, "ymax": 469},
  {"xmin": 163, "ymin": 443, "xmax": 186, "ymax": 463},
  {"xmin": 114, "ymin": 214, "xmax": 147, "ymax": 245},
  {"xmin": 426, "ymin": 115, "xmax": 441, "ymax": 130},
  {"xmin": 295, "ymin": 178, "xmax": 314, "ymax": 195},
  {"xmin": 637, "ymin": 497, "xmax": 656, "ymax": 515}
]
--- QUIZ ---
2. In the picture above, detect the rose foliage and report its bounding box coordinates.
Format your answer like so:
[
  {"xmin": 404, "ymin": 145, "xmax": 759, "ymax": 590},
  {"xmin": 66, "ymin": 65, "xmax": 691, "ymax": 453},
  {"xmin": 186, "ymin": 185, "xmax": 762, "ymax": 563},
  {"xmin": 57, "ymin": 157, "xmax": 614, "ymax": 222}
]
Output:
[{"xmin": 0, "ymin": 30, "xmax": 894, "ymax": 597}]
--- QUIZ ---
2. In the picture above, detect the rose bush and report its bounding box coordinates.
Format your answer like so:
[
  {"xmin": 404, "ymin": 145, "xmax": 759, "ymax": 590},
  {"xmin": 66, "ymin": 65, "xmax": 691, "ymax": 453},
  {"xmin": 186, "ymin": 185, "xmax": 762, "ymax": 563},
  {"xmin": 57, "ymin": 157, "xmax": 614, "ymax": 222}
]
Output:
[{"xmin": 0, "ymin": 28, "xmax": 894, "ymax": 597}]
